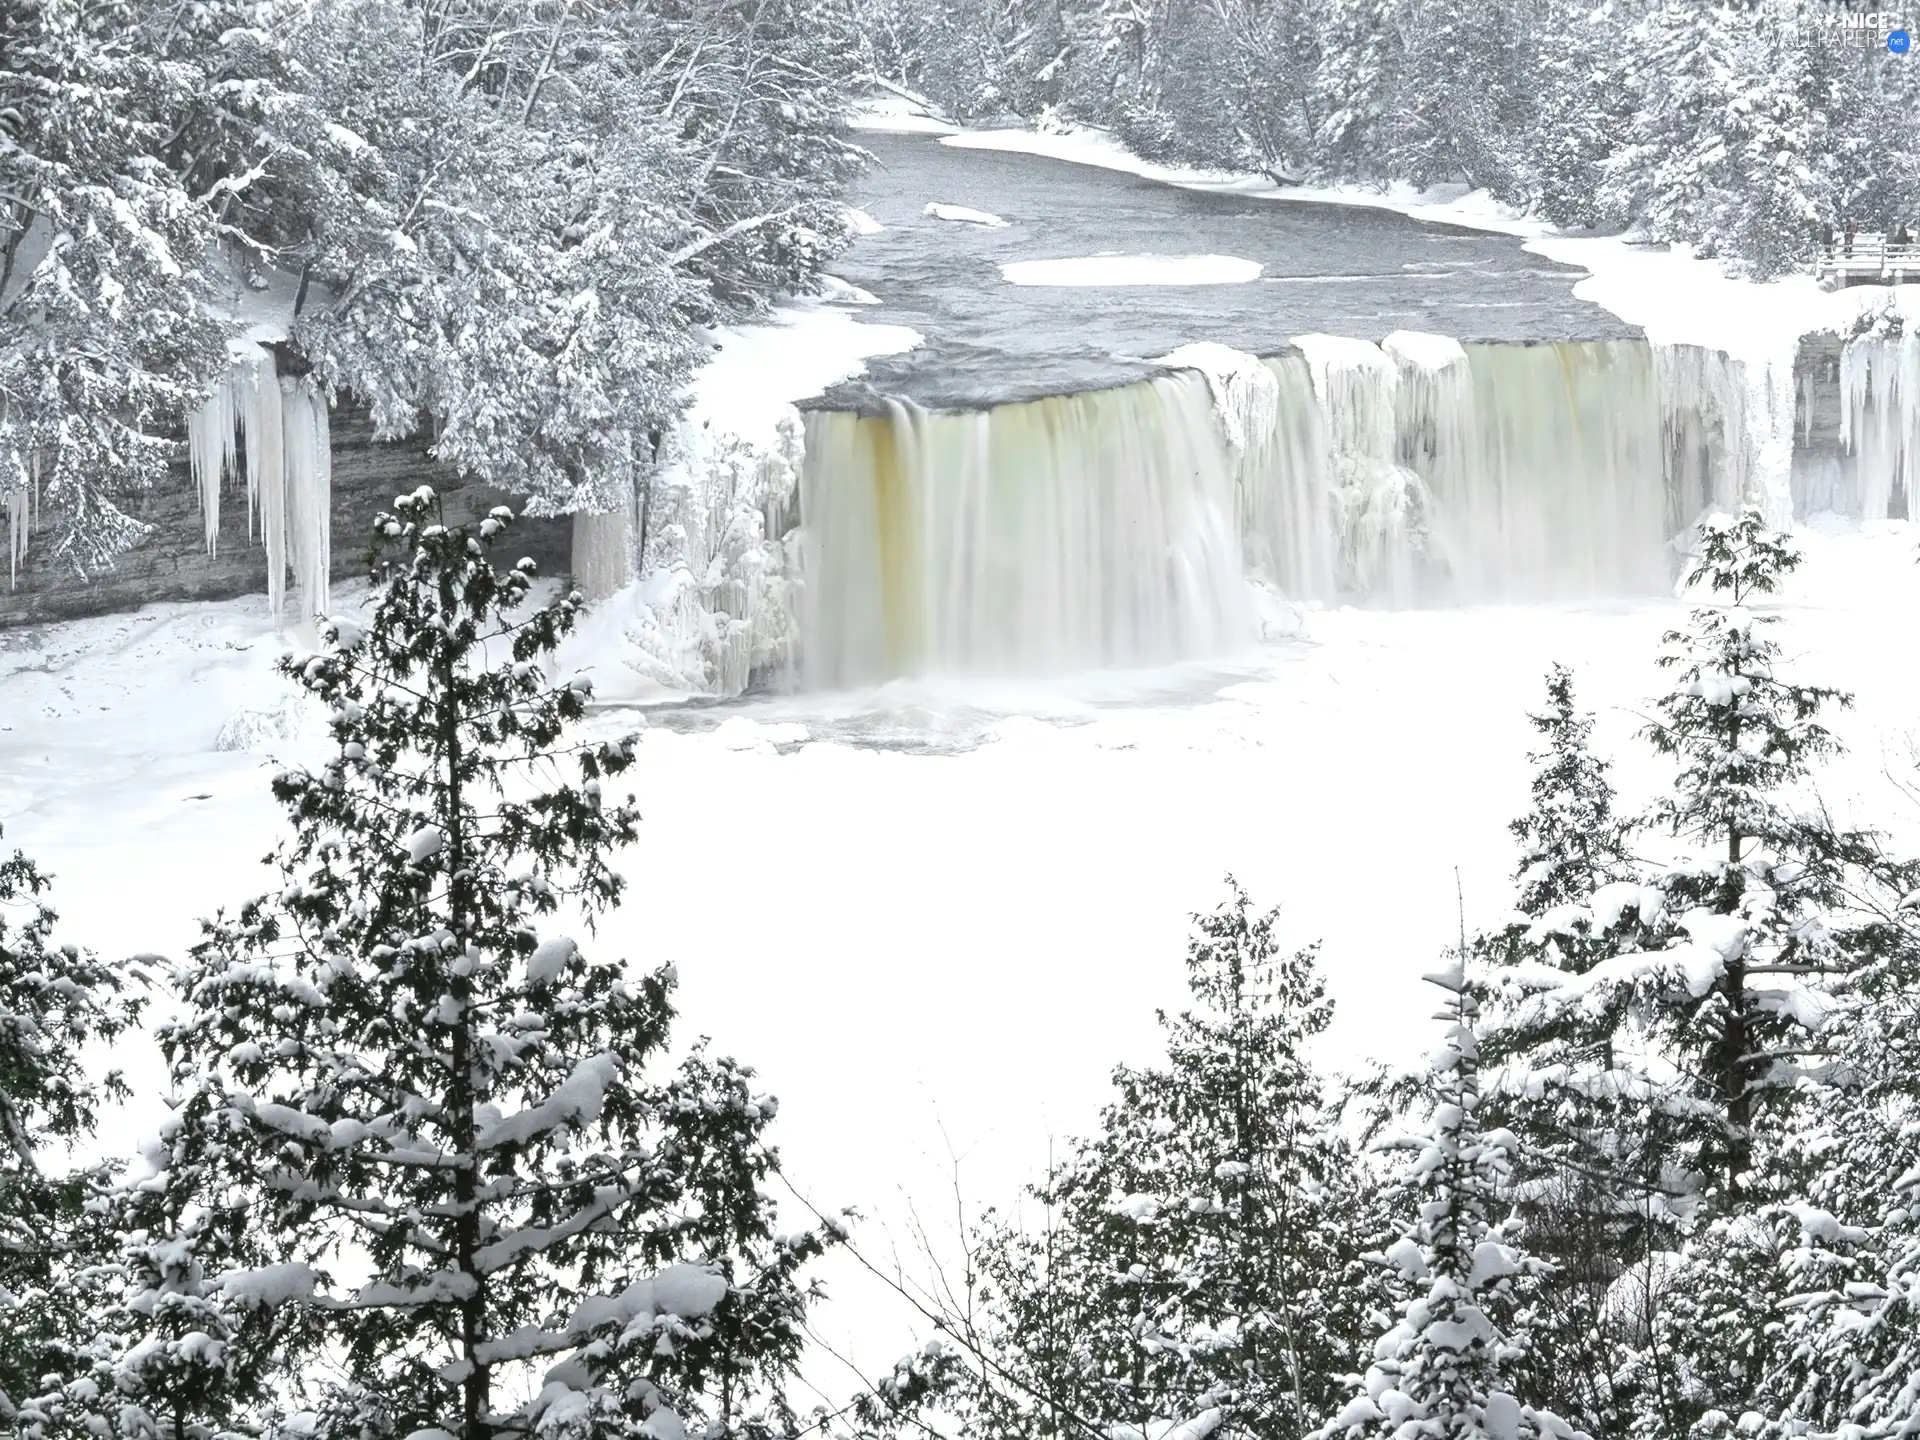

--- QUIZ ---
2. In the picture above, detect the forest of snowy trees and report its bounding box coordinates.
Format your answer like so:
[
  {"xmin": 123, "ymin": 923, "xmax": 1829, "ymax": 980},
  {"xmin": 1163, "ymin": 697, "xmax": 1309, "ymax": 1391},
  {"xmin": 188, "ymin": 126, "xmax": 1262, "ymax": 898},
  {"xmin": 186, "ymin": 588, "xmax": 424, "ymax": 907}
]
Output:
[
  {"xmin": 848, "ymin": 0, "xmax": 1920, "ymax": 281},
  {"xmin": 1, "ymin": 0, "xmax": 866, "ymax": 576},
  {"xmin": 9, "ymin": 498, "xmax": 1920, "ymax": 1438}
]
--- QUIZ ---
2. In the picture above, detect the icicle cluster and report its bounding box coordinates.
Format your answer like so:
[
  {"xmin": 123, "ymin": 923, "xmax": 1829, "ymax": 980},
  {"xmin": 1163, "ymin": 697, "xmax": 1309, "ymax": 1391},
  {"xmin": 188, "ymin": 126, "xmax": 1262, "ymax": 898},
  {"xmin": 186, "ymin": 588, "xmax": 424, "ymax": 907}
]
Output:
[
  {"xmin": 7, "ymin": 460, "xmax": 36, "ymax": 590},
  {"xmin": 1838, "ymin": 331, "xmax": 1920, "ymax": 521},
  {"xmin": 185, "ymin": 348, "xmax": 333, "ymax": 628}
]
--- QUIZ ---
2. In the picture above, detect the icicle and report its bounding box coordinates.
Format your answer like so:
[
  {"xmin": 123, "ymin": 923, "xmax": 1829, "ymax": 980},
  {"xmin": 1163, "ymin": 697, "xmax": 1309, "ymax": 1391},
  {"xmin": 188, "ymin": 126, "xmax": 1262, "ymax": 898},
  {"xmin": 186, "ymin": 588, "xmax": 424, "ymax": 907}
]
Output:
[
  {"xmin": 1837, "ymin": 332, "xmax": 1920, "ymax": 520},
  {"xmin": 280, "ymin": 375, "xmax": 332, "ymax": 628},
  {"xmin": 573, "ymin": 498, "xmax": 637, "ymax": 604},
  {"xmin": 241, "ymin": 354, "xmax": 288, "ymax": 624},
  {"xmin": 186, "ymin": 371, "xmax": 242, "ymax": 555},
  {"xmin": 7, "ymin": 480, "xmax": 24, "ymax": 588}
]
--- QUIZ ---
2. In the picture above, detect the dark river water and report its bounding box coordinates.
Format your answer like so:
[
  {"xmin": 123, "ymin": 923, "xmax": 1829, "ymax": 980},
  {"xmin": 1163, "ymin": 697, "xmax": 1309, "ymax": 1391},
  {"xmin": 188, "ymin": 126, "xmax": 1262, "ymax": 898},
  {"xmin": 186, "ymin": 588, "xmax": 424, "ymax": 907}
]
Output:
[{"xmin": 818, "ymin": 130, "xmax": 1639, "ymax": 410}]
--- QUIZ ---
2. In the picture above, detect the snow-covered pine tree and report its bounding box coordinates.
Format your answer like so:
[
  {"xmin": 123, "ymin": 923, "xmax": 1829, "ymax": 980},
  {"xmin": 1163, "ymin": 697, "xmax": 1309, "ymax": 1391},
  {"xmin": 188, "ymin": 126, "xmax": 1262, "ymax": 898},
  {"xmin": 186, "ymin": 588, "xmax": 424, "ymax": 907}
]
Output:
[
  {"xmin": 1715, "ymin": 11, "xmax": 1833, "ymax": 280},
  {"xmin": 872, "ymin": 882, "xmax": 1365, "ymax": 1440},
  {"xmin": 1474, "ymin": 665, "xmax": 1653, "ymax": 1438},
  {"xmin": 1027, "ymin": 880, "xmax": 1359, "ymax": 1440},
  {"xmin": 1636, "ymin": 507, "xmax": 1868, "ymax": 1201},
  {"xmin": 0, "ymin": 828, "xmax": 145, "ymax": 1423},
  {"xmin": 1597, "ymin": 4, "xmax": 1739, "ymax": 255},
  {"xmin": 1316, "ymin": 965, "xmax": 1573, "ymax": 1440},
  {"xmin": 1519, "ymin": 5, "xmax": 1634, "ymax": 232},
  {"xmin": 1758, "ymin": 876, "xmax": 1920, "ymax": 1438},
  {"xmin": 0, "ymin": 2, "xmax": 227, "ymax": 573},
  {"xmin": 1380, "ymin": 0, "xmax": 1526, "ymax": 195},
  {"xmin": 155, "ymin": 490, "xmax": 840, "ymax": 1440},
  {"xmin": 25, "ymin": 1074, "xmax": 295, "ymax": 1440}
]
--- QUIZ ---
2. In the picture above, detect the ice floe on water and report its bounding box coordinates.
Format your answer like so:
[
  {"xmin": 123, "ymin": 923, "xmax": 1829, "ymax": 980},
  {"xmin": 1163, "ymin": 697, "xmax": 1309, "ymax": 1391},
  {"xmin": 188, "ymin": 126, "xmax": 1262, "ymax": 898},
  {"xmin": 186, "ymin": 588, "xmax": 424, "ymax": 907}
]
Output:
[{"xmin": 924, "ymin": 201, "xmax": 1009, "ymax": 227}]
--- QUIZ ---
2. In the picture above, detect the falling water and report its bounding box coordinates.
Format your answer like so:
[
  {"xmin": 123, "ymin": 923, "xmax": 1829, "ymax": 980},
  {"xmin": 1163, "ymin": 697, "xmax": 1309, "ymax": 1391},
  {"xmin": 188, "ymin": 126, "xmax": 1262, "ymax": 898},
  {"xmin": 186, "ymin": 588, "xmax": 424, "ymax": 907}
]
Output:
[
  {"xmin": 800, "ymin": 375, "xmax": 1253, "ymax": 688},
  {"xmin": 796, "ymin": 336, "xmax": 1756, "ymax": 685}
]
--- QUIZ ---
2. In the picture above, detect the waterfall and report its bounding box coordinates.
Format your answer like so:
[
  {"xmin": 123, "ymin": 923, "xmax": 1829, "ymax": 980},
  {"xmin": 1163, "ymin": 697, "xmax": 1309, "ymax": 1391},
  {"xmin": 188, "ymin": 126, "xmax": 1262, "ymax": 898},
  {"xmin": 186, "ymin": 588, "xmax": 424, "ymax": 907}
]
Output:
[
  {"xmin": 793, "ymin": 335, "xmax": 1762, "ymax": 686},
  {"xmin": 1295, "ymin": 333, "xmax": 1436, "ymax": 605},
  {"xmin": 1439, "ymin": 341, "xmax": 1676, "ymax": 600},
  {"xmin": 185, "ymin": 347, "xmax": 333, "ymax": 628},
  {"xmin": 799, "ymin": 375, "xmax": 1253, "ymax": 688}
]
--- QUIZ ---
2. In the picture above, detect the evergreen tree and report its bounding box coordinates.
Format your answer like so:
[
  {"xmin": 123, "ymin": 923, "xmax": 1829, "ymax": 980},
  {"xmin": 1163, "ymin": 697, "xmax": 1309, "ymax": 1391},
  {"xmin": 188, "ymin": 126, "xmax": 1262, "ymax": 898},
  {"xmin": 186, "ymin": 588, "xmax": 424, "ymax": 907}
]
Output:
[
  {"xmin": 151, "ymin": 490, "xmax": 839, "ymax": 1440},
  {"xmin": 1597, "ymin": 5, "xmax": 1739, "ymax": 253},
  {"xmin": 1637, "ymin": 508, "xmax": 1863, "ymax": 1201},
  {"xmin": 1716, "ymin": 12, "xmax": 1834, "ymax": 279},
  {"xmin": 26, "ymin": 1079, "xmax": 292, "ymax": 1440},
  {"xmin": 0, "ymin": 1, "xmax": 227, "ymax": 572},
  {"xmin": 1028, "ymin": 882, "xmax": 1360, "ymax": 1440},
  {"xmin": 1473, "ymin": 511, "xmax": 1905, "ymax": 1437},
  {"xmin": 1761, "ymin": 888, "xmax": 1920, "ymax": 1438},
  {"xmin": 1316, "ymin": 965, "xmax": 1571, "ymax": 1440},
  {"xmin": 865, "ymin": 883, "xmax": 1369, "ymax": 1440},
  {"xmin": 1475, "ymin": 666, "xmax": 1652, "ymax": 1439},
  {"xmin": 1381, "ymin": 0, "xmax": 1525, "ymax": 195},
  {"xmin": 0, "ymin": 828, "xmax": 145, "ymax": 1422}
]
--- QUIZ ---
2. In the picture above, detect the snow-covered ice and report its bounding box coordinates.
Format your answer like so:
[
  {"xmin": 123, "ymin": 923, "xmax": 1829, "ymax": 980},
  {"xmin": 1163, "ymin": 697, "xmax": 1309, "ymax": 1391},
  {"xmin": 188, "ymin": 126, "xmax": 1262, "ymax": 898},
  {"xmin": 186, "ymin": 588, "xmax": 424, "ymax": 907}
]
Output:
[{"xmin": 924, "ymin": 202, "xmax": 1009, "ymax": 228}]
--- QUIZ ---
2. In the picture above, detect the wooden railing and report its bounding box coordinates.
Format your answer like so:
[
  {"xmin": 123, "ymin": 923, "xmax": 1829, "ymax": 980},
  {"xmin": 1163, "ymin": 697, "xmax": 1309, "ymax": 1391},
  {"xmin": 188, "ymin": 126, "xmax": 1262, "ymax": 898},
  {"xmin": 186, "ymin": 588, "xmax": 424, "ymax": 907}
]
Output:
[{"xmin": 1816, "ymin": 234, "xmax": 1920, "ymax": 284}]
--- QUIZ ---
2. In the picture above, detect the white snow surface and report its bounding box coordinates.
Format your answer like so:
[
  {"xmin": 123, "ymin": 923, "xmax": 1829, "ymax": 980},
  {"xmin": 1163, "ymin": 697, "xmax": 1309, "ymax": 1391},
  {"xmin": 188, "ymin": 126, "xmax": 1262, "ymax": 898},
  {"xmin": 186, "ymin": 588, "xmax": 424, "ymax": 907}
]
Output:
[
  {"xmin": 845, "ymin": 95, "xmax": 960, "ymax": 135},
  {"xmin": 924, "ymin": 202, "xmax": 1009, "ymax": 228},
  {"xmin": 1000, "ymin": 254, "xmax": 1262, "ymax": 287},
  {"xmin": 1381, "ymin": 330, "xmax": 1468, "ymax": 374},
  {"xmin": 11, "ymin": 521, "xmax": 1920, "ymax": 1384}
]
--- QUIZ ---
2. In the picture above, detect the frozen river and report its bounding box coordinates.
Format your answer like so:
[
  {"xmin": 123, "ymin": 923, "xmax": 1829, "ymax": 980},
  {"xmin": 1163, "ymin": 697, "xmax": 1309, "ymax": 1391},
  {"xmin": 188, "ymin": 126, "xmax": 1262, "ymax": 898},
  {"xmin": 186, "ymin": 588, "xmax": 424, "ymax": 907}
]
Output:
[{"xmin": 823, "ymin": 130, "xmax": 1640, "ymax": 408}]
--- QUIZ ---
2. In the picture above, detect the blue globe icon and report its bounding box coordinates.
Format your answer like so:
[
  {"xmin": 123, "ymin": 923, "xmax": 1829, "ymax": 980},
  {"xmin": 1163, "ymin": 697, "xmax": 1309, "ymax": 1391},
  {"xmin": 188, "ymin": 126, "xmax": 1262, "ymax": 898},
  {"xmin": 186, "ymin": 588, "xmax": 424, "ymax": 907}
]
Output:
[{"xmin": 1892, "ymin": 28, "xmax": 1913, "ymax": 53}]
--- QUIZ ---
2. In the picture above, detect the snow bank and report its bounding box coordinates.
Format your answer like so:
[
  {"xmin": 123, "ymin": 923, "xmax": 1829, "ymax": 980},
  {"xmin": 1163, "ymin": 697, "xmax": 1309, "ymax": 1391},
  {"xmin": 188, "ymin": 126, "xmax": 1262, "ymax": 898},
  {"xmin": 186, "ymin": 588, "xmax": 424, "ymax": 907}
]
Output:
[
  {"xmin": 847, "ymin": 96, "xmax": 959, "ymax": 135},
  {"xmin": 1001, "ymin": 254, "xmax": 1261, "ymax": 287},
  {"xmin": 924, "ymin": 202, "xmax": 1009, "ymax": 228}
]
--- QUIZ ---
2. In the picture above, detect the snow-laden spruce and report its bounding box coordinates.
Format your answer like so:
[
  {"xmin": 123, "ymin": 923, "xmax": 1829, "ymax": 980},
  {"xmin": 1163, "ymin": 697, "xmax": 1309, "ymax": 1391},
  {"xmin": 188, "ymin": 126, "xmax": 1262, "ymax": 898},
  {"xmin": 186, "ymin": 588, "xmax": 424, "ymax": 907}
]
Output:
[
  {"xmin": 852, "ymin": 882, "xmax": 1391, "ymax": 1440},
  {"xmin": 78, "ymin": 493, "xmax": 841, "ymax": 1440},
  {"xmin": 0, "ymin": 827, "xmax": 147, "ymax": 1427},
  {"xmin": 1317, "ymin": 967, "xmax": 1578, "ymax": 1440},
  {"xmin": 1759, "ymin": 853, "xmax": 1920, "ymax": 1438},
  {"xmin": 1483, "ymin": 511, "xmax": 1880, "ymax": 1207},
  {"xmin": 1472, "ymin": 510, "xmax": 1914, "ymax": 1436},
  {"xmin": 1470, "ymin": 666, "xmax": 1659, "ymax": 1437}
]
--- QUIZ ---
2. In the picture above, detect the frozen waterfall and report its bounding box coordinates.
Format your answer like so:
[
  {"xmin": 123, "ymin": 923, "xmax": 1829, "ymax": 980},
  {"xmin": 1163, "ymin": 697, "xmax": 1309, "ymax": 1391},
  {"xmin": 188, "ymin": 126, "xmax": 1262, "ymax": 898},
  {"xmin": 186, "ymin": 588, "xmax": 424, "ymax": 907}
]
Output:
[
  {"xmin": 1838, "ymin": 331, "xmax": 1920, "ymax": 520},
  {"xmin": 186, "ymin": 347, "xmax": 333, "ymax": 628},
  {"xmin": 795, "ymin": 336, "xmax": 1755, "ymax": 685}
]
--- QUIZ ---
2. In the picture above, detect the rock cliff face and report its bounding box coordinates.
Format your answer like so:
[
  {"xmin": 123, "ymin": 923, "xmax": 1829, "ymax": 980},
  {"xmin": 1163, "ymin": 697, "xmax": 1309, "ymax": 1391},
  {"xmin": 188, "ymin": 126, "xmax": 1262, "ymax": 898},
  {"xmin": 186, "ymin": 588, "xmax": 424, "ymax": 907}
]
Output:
[{"xmin": 0, "ymin": 403, "xmax": 573, "ymax": 628}]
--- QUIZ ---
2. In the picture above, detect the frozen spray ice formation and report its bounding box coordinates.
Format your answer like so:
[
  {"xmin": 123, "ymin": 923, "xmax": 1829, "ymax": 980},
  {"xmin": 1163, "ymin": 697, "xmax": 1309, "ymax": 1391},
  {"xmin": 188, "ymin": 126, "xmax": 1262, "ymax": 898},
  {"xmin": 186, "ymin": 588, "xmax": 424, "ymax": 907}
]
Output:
[{"xmin": 186, "ymin": 345, "xmax": 333, "ymax": 631}]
